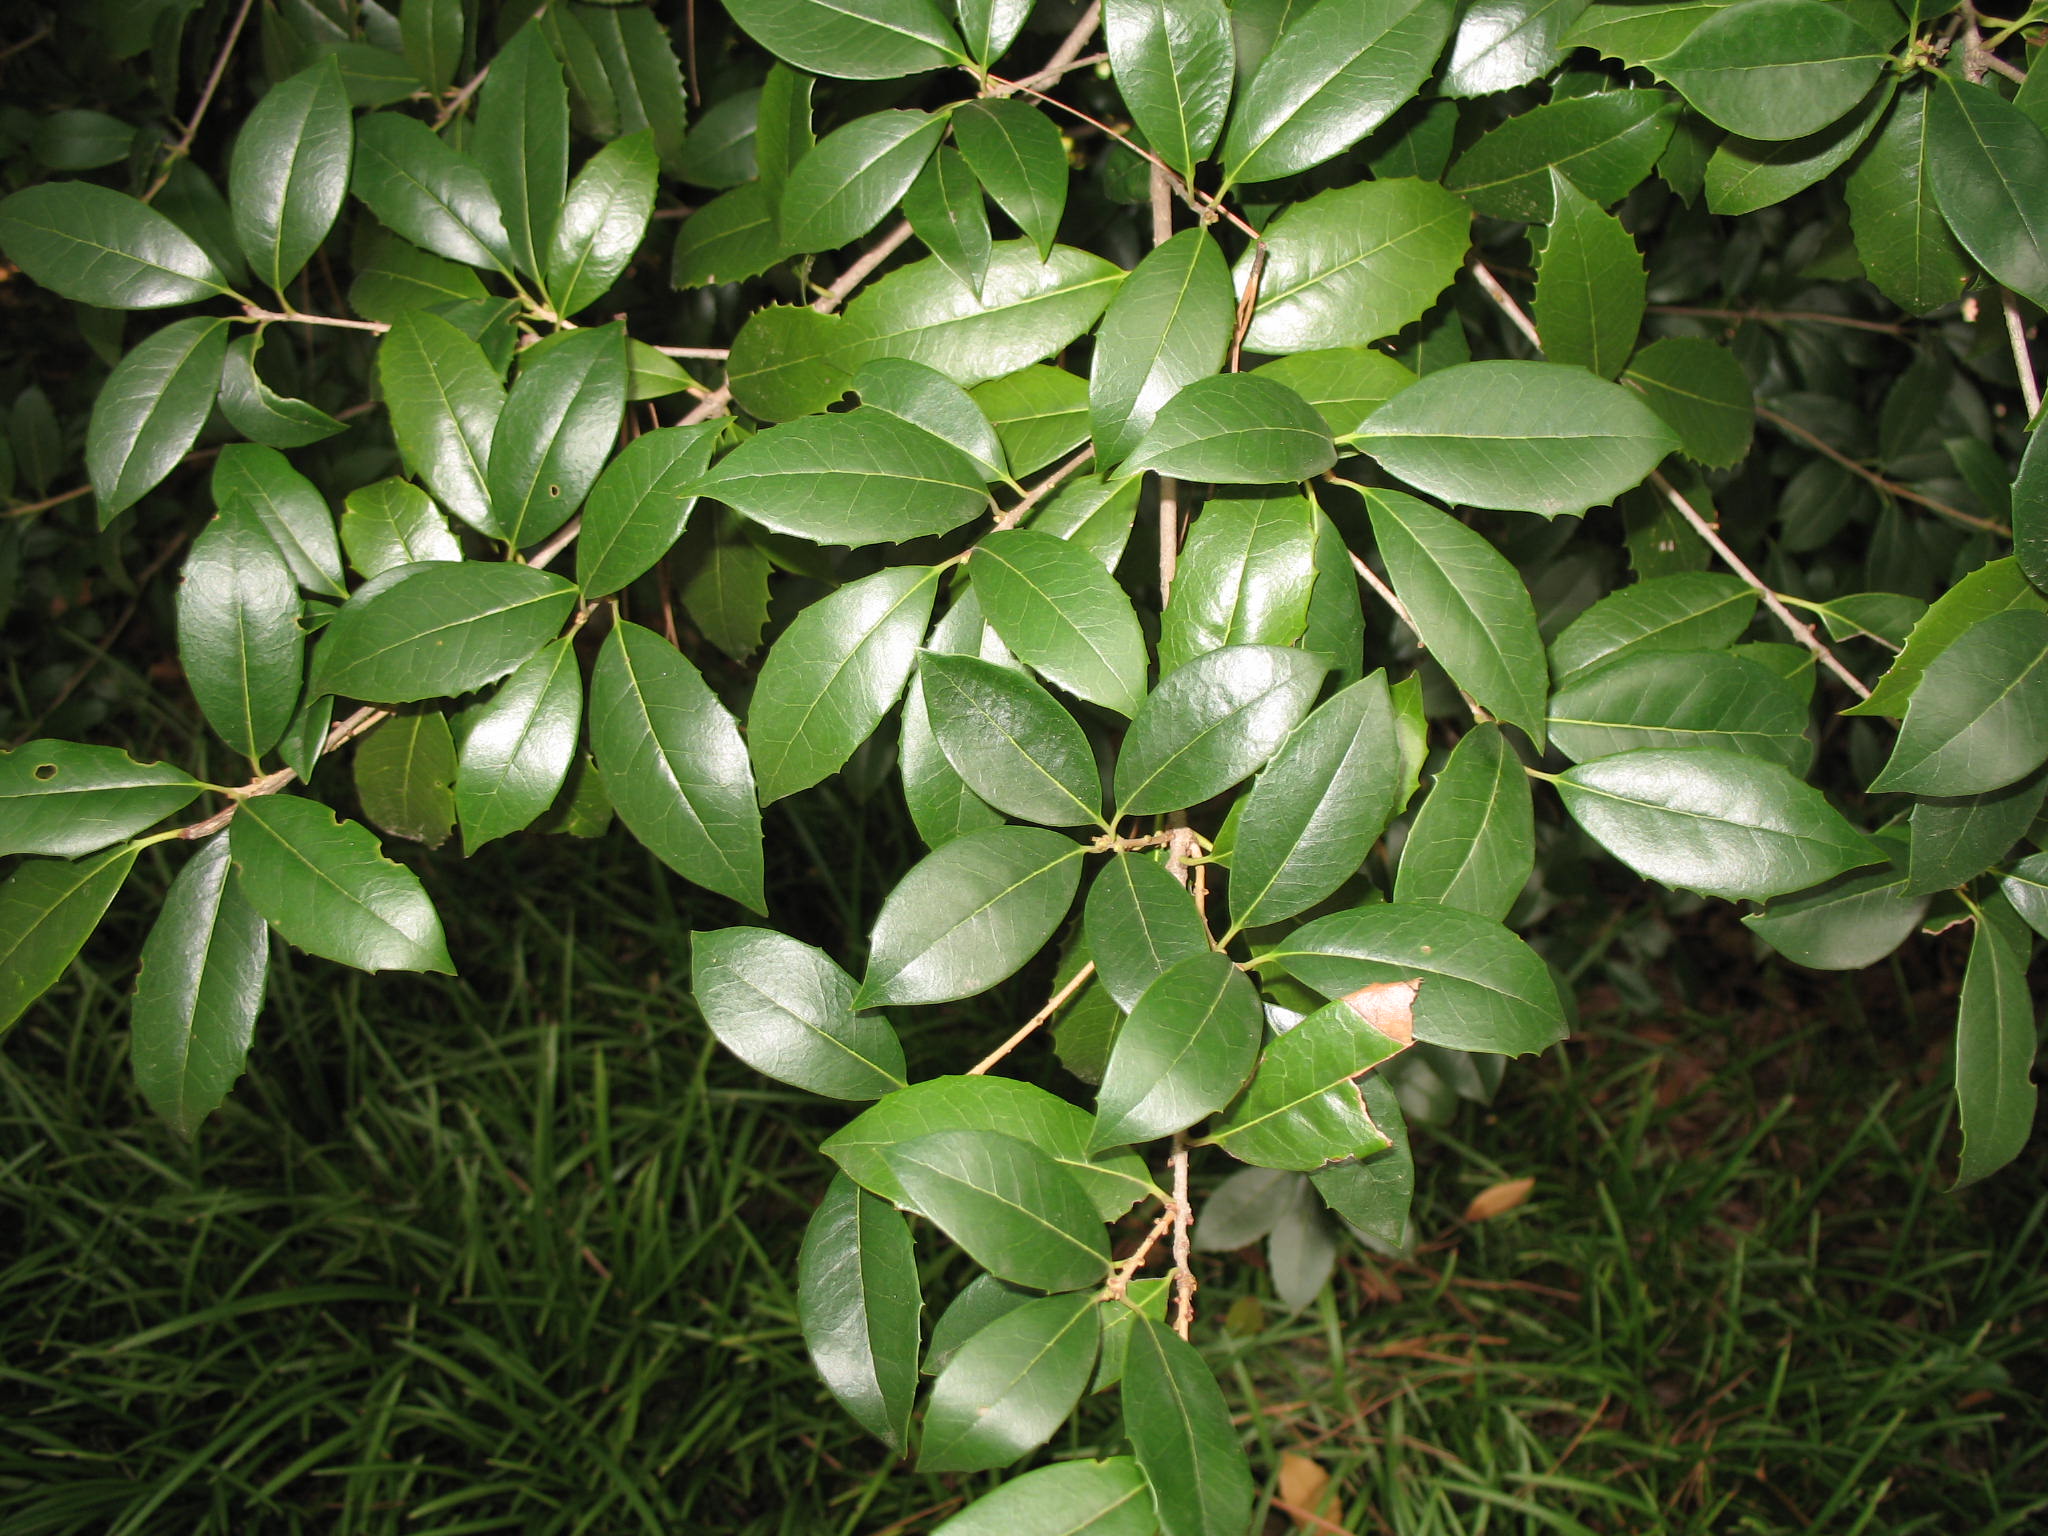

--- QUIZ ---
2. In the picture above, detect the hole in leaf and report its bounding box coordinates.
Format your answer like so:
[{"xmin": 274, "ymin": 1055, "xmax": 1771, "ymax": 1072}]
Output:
[
  {"xmin": 548, "ymin": 484, "xmax": 562, "ymax": 497},
  {"xmin": 32, "ymin": 762, "xmax": 58, "ymax": 781}
]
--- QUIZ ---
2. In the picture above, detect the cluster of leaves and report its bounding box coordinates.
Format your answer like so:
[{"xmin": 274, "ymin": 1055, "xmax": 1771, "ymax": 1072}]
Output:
[{"xmin": 3, "ymin": 0, "xmax": 2047, "ymax": 1526}]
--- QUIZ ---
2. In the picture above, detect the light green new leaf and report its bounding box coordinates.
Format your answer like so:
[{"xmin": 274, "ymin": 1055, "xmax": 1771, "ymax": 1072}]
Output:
[
  {"xmin": 211, "ymin": 443, "xmax": 346, "ymax": 597},
  {"xmin": 1093, "ymin": 951, "xmax": 1263, "ymax": 1149},
  {"xmin": 920, "ymin": 650, "xmax": 1103, "ymax": 828},
  {"xmin": 88, "ymin": 317, "xmax": 229, "ymax": 520},
  {"xmin": 1849, "ymin": 558, "xmax": 2045, "ymax": 719},
  {"xmin": 454, "ymin": 638, "xmax": 581, "ymax": 853},
  {"xmin": 219, "ymin": 332, "xmax": 348, "ymax": 449},
  {"xmin": 475, "ymin": 24, "xmax": 568, "ymax": 283},
  {"xmin": 1364, "ymin": 489, "xmax": 1547, "ymax": 745},
  {"xmin": 341, "ymin": 479, "xmax": 460, "ymax": 579},
  {"xmin": 952, "ymin": 99, "xmax": 1067, "ymax": 258},
  {"xmin": 228, "ymin": 796, "xmax": 452, "ymax": 974},
  {"xmin": 1394, "ymin": 723, "xmax": 1533, "ymax": 921},
  {"xmin": 0, "ymin": 741, "xmax": 199, "ymax": 859},
  {"xmin": 1123, "ymin": 1315, "xmax": 1256, "ymax": 1536},
  {"xmin": 971, "ymin": 528, "xmax": 1148, "ymax": 715},
  {"xmin": 590, "ymin": 621, "xmax": 765, "ymax": 913},
  {"xmin": 1535, "ymin": 171, "xmax": 1643, "ymax": 379},
  {"xmin": 921, "ymin": 1292, "xmax": 1100, "ymax": 1472},
  {"xmin": 692, "ymin": 927, "xmax": 906, "ymax": 1099},
  {"xmin": 797, "ymin": 1176, "xmax": 921, "ymax": 1451},
  {"xmin": 1655, "ymin": 0, "xmax": 1884, "ymax": 141},
  {"xmin": 378, "ymin": 311, "xmax": 508, "ymax": 539},
  {"xmin": 312, "ymin": 562, "xmax": 575, "ymax": 704},
  {"xmin": 0, "ymin": 844, "xmax": 140, "ymax": 1036},
  {"xmin": 751, "ymin": 566, "xmax": 940, "ymax": 804},
  {"xmin": 1953, "ymin": 894, "xmax": 2037, "ymax": 1188},
  {"xmin": 177, "ymin": 502, "xmax": 304, "ymax": 762},
  {"xmin": 1089, "ymin": 229, "xmax": 1235, "ymax": 468},
  {"xmin": 723, "ymin": 0, "xmax": 964, "ymax": 79},
  {"xmin": 1444, "ymin": 89, "xmax": 1680, "ymax": 220},
  {"xmin": 1356, "ymin": 361, "xmax": 1680, "ymax": 517},
  {"xmin": 1114, "ymin": 646, "xmax": 1327, "ymax": 817},
  {"xmin": 1555, "ymin": 747, "xmax": 1876, "ymax": 899},
  {"xmin": 1123, "ymin": 374, "xmax": 1335, "ymax": 484},
  {"xmin": 857, "ymin": 826, "xmax": 1084, "ymax": 1007},
  {"xmin": 1548, "ymin": 648, "xmax": 1811, "ymax": 769},
  {"xmin": 0, "ymin": 181, "xmax": 232, "ymax": 309},
  {"xmin": 1549, "ymin": 571, "xmax": 1755, "ymax": 682},
  {"xmin": 780, "ymin": 110, "xmax": 944, "ymax": 254},
  {"xmin": 1086, "ymin": 852, "xmax": 1213, "ymax": 1012},
  {"xmin": 351, "ymin": 112, "xmax": 512, "ymax": 273},
  {"xmin": 929, "ymin": 1457, "xmax": 1154, "ymax": 1536},
  {"xmin": 489, "ymin": 322, "xmax": 627, "ymax": 550},
  {"xmin": 854, "ymin": 358, "xmax": 1007, "ymax": 482},
  {"xmin": 1159, "ymin": 495, "xmax": 1316, "ymax": 676},
  {"xmin": 353, "ymin": 709, "xmax": 456, "ymax": 849},
  {"xmin": 1870, "ymin": 612, "xmax": 2048, "ymax": 796},
  {"xmin": 547, "ymin": 131, "xmax": 658, "ymax": 316},
  {"xmin": 1444, "ymin": 0, "xmax": 1590, "ymax": 98},
  {"xmin": 1927, "ymin": 77, "xmax": 2048, "ymax": 313},
  {"xmin": 230, "ymin": 56, "xmax": 352, "ymax": 295},
  {"xmin": 1207, "ymin": 992, "xmax": 1408, "ymax": 1170},
  {"xmin": 576, "ymin": 422, "xmax": 719, "ymax": 599},
  {"xmin": 883, "ymin": 1129, "xmax": 1110, "ymax": 1290},
  {"xmin": 131, "ymin": 834, "xmax": 268, "ymax": 1137},
  {"xmin": 1252, "ymin": 348, "xmax": 1418, "ymax": 439},
  {"xmin": 1844, "ymin": 86, "xmax": 1971, "ymax": 316},
  {"xmin": 1104, "ymin": 0, "xmax": 1234, "ymax": 180},
  {"xmin": 1621, "ymin": 337, "xmax": 1752, "ymax": 467}
]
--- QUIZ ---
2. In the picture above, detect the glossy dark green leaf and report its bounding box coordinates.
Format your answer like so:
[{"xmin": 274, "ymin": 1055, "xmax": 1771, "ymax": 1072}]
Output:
[
  {"xmin": 210, "ymin": 444, "xmax": 346, "ymax": 598},
  {"xmin": 1620, "ymin": 336, "xmax": 1752, "ymax": 468},
  {"xmin": 489, "ymin": 323, "xmax": 626, "ymax": 550},
  {"xmin": 349, "ymin": 228, "xmax": 488, "ymax": 322},
  {"xmin": 1237, "ymin": 178, "xmax": 1470, "ymax": 354},
  {"xmin": 971, "ymin": 528, "xmax": 1148, "ymax": 715},
  {"xmin": 698, "ymin": 408, "xmax": 988, "ymax": 547},
  {"xmin": 1556, "ymin": 747, "xmax": 1875, "ymax": 899},
  {"xmin": 228, "ymin": 795, "xmax": 452, "ymax": 974},
  {"xmin": 1953, "ymin": 894, "xmax": 2037, "ymax": 1188},
  {"xmin": 401, "ymin": 0, "xmax": 462, "ymax": 92},
  {"xmin": 352, "ymin": 112, "xmax": 512, "ymax": 273},
  {"xmin": 724, "ymin": 0, "xmax": 964, "ymax": 79},
  {"xmin": 956, "ymin": 0, "xmax": 1035, "ymax": 68},
  {"xmin": 1123, "ymin": 1315, "xmax": 1256, "ymax": 1536},
  {"xmin": 1927, "ymin": 77, "xmax": 2048, "ymax": 312},
  {"xmin": 1999, "ymin": 850, "xmax": 2048, "ymax": 941},
  {"xmin": 927, "ymin": 1275, "xmax": 1035, "ymax": 1376},
  {"xmin": 672, "ymin": 181, "xmax": 786, "ymax": 289},
  {"xmin": 1222, "ymin": 0, "xmax": 1453, "ymax": 185},
  {"xmin": 178, "ymin": 502, "xmax": 304, "ymax": 762},
  {"xmin": 0, "ymin": 181, "xmax": 232, "ymax": 309},
  {"xmin": 1123, "ymin": 374, "xmax": 1334, "ymax": 485},
  {"xmin": 230, "ymin": 57, "xmax": 351, "ymax": 297},
  {"xmin": 341, "ymin": 478, "xmax": 460, "ymax": 580},
  {"xmin": 576, "ymin": 422, "xmax": 718, "ymax": 599},
  {"xmin": 857, "ymin": 826, "xmax": 1084, "ymax": 1007},
  {"xmin": 1159, "ymin": 495, "xmax": 1316, "ymax": 676},
  {"xmin": 1394, "ymin": 724, "xmax": 1533, "ymax": 921},
  {"xmin": 797, "ymin": 1175, "xmax": 921, "ymax": 1450},
  {"xmin": 219, "ymin": 332, "xmax": 347, "ymax": 450},
  {"xmin": 693, "ymin": 927, "xmax": 906, "ymax": 1098},
  {"xmin": 590, "ymin": 621, "xmax": 765, "ymax": 913},
  {"xmin": 1364, "ymin": 488, "xmax": 1547, "ymax": 744},
  {"xmin": 558, "ymin": 4, "xmax": 689, "ymax": 176},
  {"xmin": 1086, "ymin": 853, "xmax": 1212, "ymax": 1012},
  {"xmin": 780, "ymin": 110, "xmax": 944, "ymax": 255},
  {"xmin": 33, "ymin": 108, "xmax": 134, "ymax": 170},
  {"xmin": 0, "ymin": 844, "xmax": 139, "ymax": 1037},
  {"xmin": 1870, "ymin": 612, "xmax": 2048, "ymax": 796},
  {"xmin": 1550, "ymin": 571, "xmax": 1755, "ymax": 682},
  {"xmin": 1535, "ymin": 171, "xmax": 1643, "ymax": 379},
  {"xmin": 854, "ymin": 357, "xmax": 1006, "ymax": 482},
  {"xmin": 1093, "ymin": 951, "xmax": 1262, "ymax": 1148},
  {"xmin": 378, "ymin": 311, "xmax": 508, "ymax": 539},
  {"xmin": 1357, "ymin": 361, "xmax": 1680, "ymax": 517},
  {"xmin": 1445, "ymin": 89, "xmax": 1680, "ymax": 220},
  {"xmin": 475, "ymin": 24, "xmax": 568, "ymax": 283},
  {"xmin": 1704, "ymin": 76, "xmax": 1890, "ymax": 216},
  {"xmin": 546, "ymin": 131, "xmax": 658, "ymax": 317},
  {"xmin": 752, "ymin": 566, "xmax": 940, "ymax": 803},
  {"xmin": 952, "ymin": 99, "xmax": 1066, "ymax": 259},
  {"xmin": 1104, "ymin": 0, "xmax": 1234, "ymax": 179},
  {"xmin": 1548, "ymin": 648, "xmax": 1811, "ymax": 769},
  {"xmin": 1906, "ymin": 772, "xmax": 2048, "ymax": 897},
  {"xmin": 883, "ymin": 1128, "xmax": 1110, "ymax": 1290},
  {"xmin": 0, "ymin": 741, "xmax": 200, "ymax": 859},
  {"xmin": 903, "ymin": 145, "xmax": 994, "ymax": 298},
  {"xmin": 1655, "ymin": 0, "xmax": 1884, "ymax": 141},
  {"xmin": 313, "ymin": 561, "xmax": 574, "ymax": 704},
  {"xmin": 1844, "ymin": 86, "xmax": 1971, "ymax": 316},
  {"xmin": 1850, "ymin": 559, "xmax": 2045, "ymax": 719},
  {"xmin": 454, "ymin": 638, "xmax": 581, "ymax": 853},
  {"xmin": 1089, "ymin": 229, "xmax": 1235, "ymax": 468},
  {"xmin": 87, "ymin": 317, "xmax": 228, "ymax": 520},
  {"xmin": 1564, "ymin": 0, "xmax": 1735, "ymax": 65},
  {"xmin": 1743, "ymin": 842, "xmax": 1927, "ymax": 970},
  {"xmin": 1252, "ymin": 348, "xmax": 1418, "ymax": 439},
  {"xmin": 921, "ymin": 1292, "xmax": 1100, "ymax": 1472},
  {"xmin": 1030, "ymin": 475, "xmax": 1143, "ymax": 573},
  {"xmin": 1228, "ymin": 674, "xmax": 1402, "ymax": 934},
  {"xmin": 919, "ymin": 650, "xmax": 1103, "ymax": 827},
  {"xmin": 1310, "ymin": 1075, "xmax": 1414, "ymax": 1245},
  {"xmin": 975, "ymin": 366, "xmax": 1088, "ymax": 475},
  {"xmin": 1207, "ymin": 990, "xmax": 1409, "ymax": 1170},
  {"xmin": 929, "ymin": 1457, "xmax": 1155, "ymax": 1536},
  {"xmin": 1443, "ymin": 0, "xmax": 1589, "ymax": 98},
  {"xmin": 1114, "ymin": 645, "xmax": 1327, "ymax": 817},
  {"xmin": 353, "ymin": 708, "xmax": 456, "ymax": 849}
]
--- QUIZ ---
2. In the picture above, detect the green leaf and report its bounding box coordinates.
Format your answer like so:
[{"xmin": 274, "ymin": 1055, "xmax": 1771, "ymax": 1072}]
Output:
[
  {"xmin": 724, "ymin": 0, "xmax": 964, "ymax": 79},
  {"xmin": 919, "ymin": 650, "xmax": 1103, "ymax": 828},
  {"xmin": 475, "ymin": 24, "xmax": 568, "ymax": 283},
  {"xmin": 34, "ymin": 108, "xmax": 135, "ymax": 170},
  {"xmin": 1160, "ymin": 495, "xmax": 1316, "ymax": 676},
  {"xmin": 1123, "ymin": 374, "xmax": 1336, "ymax": 484},
  {"xmin": 1999, "ymin": 850, "xmax": 2048, "ymax": 940},
  {"xmin": 1252, "ymin": 348, "xmax": 1417, "ymax": 439},
  {"xmin": 1743, "ymin": 845, "xmax": 1928, "ymax": 970},
  {"xmin": 1953, "ymin": 894, "xmax": 2037, "ymax": 1188},
  {"xmin": 546, "ymin": 131, "xmax": 658, "ymax": 316},
  {"xmin": 975, "ymin": 366, "xmax": 1089, "ymax": 476},
  {"xmin": 1565, "ymin": 0, "xmax": 1738, "ymax": 65},
  {"xmin": 957, "ymin": 0, "xmax": 1034, "ymax": 68},
  {"xmin": 857, "ymin": 826, "xmax": 1084, "ymax": 1007},
  {"xmin": 590, "ymin": 621, "xmax": 765, "ymax": 913},
  {"xmin": 178, "ymin": 502, "xmax": 304, "ymax": 762},
  {"xmin": 378, "ymin": 311, "xmax": 508, "ymax": 539},
  {"xmin": 927, "ymin": 1275, "xmax": 1035, "ymax": 1376},
  {"xmin": 558, "ymin": 4, "xmax": 690, "ymax": 177},
  {"xmin": 229, "ymin": 56, "xmax": 351, "ymax": 296},
  {"xmin": 1655, "ymin": 0, "xmax": 1884, "ymax": 142},
  {"xmin": 1850, "ymin": 559, "xmax": 2046, "ymax": 719},
  {"xmin": 1927, "ymin": 77, "xmax": 2048, "ymax": 312},
  {"xmin": 1089, "ymin": 229, "xmax": 1235, "ymax": 468},
  {"xmin": 1114, "ymin": 645, "xmax": 1327, "ymax": 817},
  {"xmin": 1222, "ymin": 0, "xmax": 1454, "ymax": 185},
  {"xmin": 1394, "ymin": 723, "xmax": 1534, "ymax": 921},
  {"xmin": 1356, "ymin": 361, "xmax": 1680, "ymax": 518},
  {"xmin": 349, "ymin": 228, "xmax": 488, "ymax": 322},
  {"xmin": 1844, "ymin": 86, "xmax": 1972, "ymax": 317},
  {"xmin": 341, "ymin": 479, "xmax": 461, "ymax": 580},
  {"xmin": 1093, "ymin": 951, "xmax": 1263, "ymax": 1148},
  {"xmin": 210, "ymin": 444, "xmax": 346, "ymax": 599},
  {"xmin": 401, "ymin": 0, "xmax": 462, "ymax": 93},
  {"xmin": 1620, "ymin": 337, "xmax": 1753, "ymax": 468},
  {"xmin": 1031, "ymin": 475, "xmax": 1144, "ymax": 573},
  {"xmin": 797, "ymin": 1175, "xmax": 921, "ymax": 1450},
  {"xmin": 489, "ymin": 323, "xmax": 627, "ymax": 550},
  {"xmin": 576, "ymin": 422, "xmax": 719, "ymax": 599},
  {"xmin": 1229, "ymin": 674, "xmax": 1403, "ymax": 933},
  {"xmin": 1207, "ymin": 992, "xmax": 1408, "ymax": 1170},
  {"xmin": 1238, "ymin": 178, "xmax": 1470, "ymax": 354},
  {"xmin": 903, "ymin": 146, "xmax": 994, "ymax": 299},
  {"xmin": 87, "ymin": 317, "xmax": 229, "ymax": 520},
  {"xmin": 921, "ymin": 1292, "xmax": 1100, "ymax": 1472},
  {"xmin": 1086, "ymin": 852, "xmax": 1214, "ymax": 1012},
  {"xmin": 1535, "ymin": 171, "xmax": 1643, "ymax": 379},
  {"xmin": 219, "ymin": 332, "xmax": 348, "ymax": 450},
  {"xmin": 929, "ymin": 1458, "xmax": 1155, "ymax": 1536},
  {"xmin": 692, "ymin": 927, "xmax": 906, "ymax": 1098},
  {"xmin": 0, "ymin": 741, "xmax": 200, "ymax": 859},
  {"xmin": 1906, "ymin": 774, "xmax": 2047, "ymax": 896},
  {"xmin": 453, "ymin": 638, "xmax": 581, "ymax": 853},
  {"xmin": 1704, "ymin": 76, "xmax": 1891, "ymax": 216},
  {"xmin": 1104, "ymin": 0, "xmax": 1235, "ymax": 180},
  {"xmin": 883, "ymin": 1129, "xmax": 1110, "ymax": 1289},
  {"xmin": 1122, "ymin": 1315, "xmax": 1256, "ymax": 1536},
  {"xmin": 952, "ymin": 99, "xmax": 1067, "ymax": 259},
  {"xmin": 1548, "ymin": 648, "xmax": 1811, "ymax": 769},
  {"xmin": 822, "ymin": 1074, "xmax": 1153, "ymax": 1220},
  {"xmin": 0, "ymin": 844, "xmax": 139, "ymax": 1036},
  {"xmin": 971, "ymin": 528, "xmax": 1149, "ymax": 716},
  {"xmin": 1309, "ymin": 1075, "xmax": 1413, "ymax": 1245},
  {"xmin": 1363, "ymin": 488, "xmax": 1548, "ymax": 744},
  {"xmin": 1443, "ymin": 0, "xmax": 1591, "ymax": 98},
  {"xmin": 1869, "ymin": 612, "xmax": 2048, "ymax": 796},
  {"xmin": 752, "ymin": 566, "xmax": 939, "ymax": 803},
  {"xmin": 854, "ymin": 358, "xmax": 1007, "ymax": 483},
  {"xmin": 1550, "ymin": 571, "xmax": 1755, "ymax": 682},
  {"xmin": 672, "ymin": 181, "xmax": 786, "ymax": 290},
  {"xmin": 2020, "ymin": 432, "xmax": 2048, "ymax": 605},
  {"xmin": 1555, "ymin": 747, "xmax": 1876, "ymax": 899},
  {"xmin": 351, "ymin": 112, "xmax": 512, "ymax": 273},
  {"xmin": 228, "ymin": 795, "xmax": 452, "ymax": 974},
  {"xmin": 780, "ymin": 110, "xmax": 944, "ymax": 255},
  {"xmin": 353, "ymin": 708, "xmax": 456, "ymax": 849},
  {"xmin": 0, "ymin": 181, "xmax": 232, "ymax": 309},
  {"xmin": 130, "ymin": 834, "xmax": 267, "ymax": 1137},
  {"xmin": 697, "ymin": 408, "xmax": 989, "ymax": 547},
  {"xmin": 1445, "ymin": 89, "xmax": 1680, "ymax": 220},
  {"xmin": 313, "ymin": 561, "xmax": 575, "ymax": 704}
]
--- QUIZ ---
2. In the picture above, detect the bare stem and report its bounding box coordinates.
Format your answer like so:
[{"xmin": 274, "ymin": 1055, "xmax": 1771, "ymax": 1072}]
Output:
[
  {"xmin": 1104, "ymin": 1203, "xmax": 1177, "ymax": 1300},
  {"xmin": 1230, "ymin": 243, "xmax": 1267, "ymax": 373},
  {"xmin": 1646, "ymin": 304, "xmax": 1909, "ymax": 337},
  {"xmin": 992, "ymin": 445, "xmax": 1096, "ymax": 532},
  {"xmin": 1470, "ymin": 260, "xmax": 1542, "ymax": 352},
  {"xmin": 648, "ymin": 344, "xmax": 731, "ymax": 359},
  {"xmin": 3, "ymin": 483, "xmax": 92, "ymax": 519},
  {"xmin": 242, "ymin": 306, "xmax": 389, "ymax": 334},
  {"xmin": 143, "ymin": 0, "xmax": 255, "ymax": 201},
  {"xmin": 2003, "ymin": 289, "xmax": 2043, "ymax": 420},
  {"xmin": 1755, "ymin": 406, "xmax": 2009, "ymax": 535},
  {"xmin": 1169, "ymin": 1133, "xmax": 1195, "ymax": 1339},
  {"xmin": 1348, "ymin": 549, "xmax": 1415, "ymax": 632},
  {"xmin": 968, "ymin": 963, "xmax": 1096, "ymax": 1075},
  {"xmin": 177, "ymin": 705, "xmax": 389, "ymax": 839},
  {"xmin": 813, "ymin": 220, "xmax": 913, "ymax": 312},
  {"xmin": 432, "ymin": 63, "xmax": 491, "ymax": 130}
]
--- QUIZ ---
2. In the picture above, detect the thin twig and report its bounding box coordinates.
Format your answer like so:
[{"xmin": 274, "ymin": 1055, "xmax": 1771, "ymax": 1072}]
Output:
[
  {"xmin": 177, "ymin": 705, "xmax": 387, "ymax": 839},
  {"xmin": 143, "ymin": 0, "xmax": 256, "ymax": 201},
  {"xmin": 3, "ymin": 483, "xmax": 92, "ymax": 519},
  {"xmin": 1349, "ymin": 550, "xmax": 1416, "ymax": 632},
  {"xmin": 812, "ymin": 220, "xmax": 913, "ymax": 312},
  {"xmin": 678, "ymin": 385, "xmax": 732, "ymax": 426},
  {"xmin": 527, "ymin": 517, "xmax": 582, "ymax": 571},
  {"xmin": 432, "ymin": 63, "xmax": 491, "ymax": 129},
  {"xmin": 992, "ymin": 445, "xmax": 1097, "ymax": 532},
  {"xmin": 1023, "ymin": 2, "xmax": 1102, "ymax": 89},
  {"xmin": 1470, "ymin": 260, "xmax": 1541, "ymax": 351},
  {"xmin": 1646, "ymin": 304, "xmax": 1909, "ymax": 337},
  {"xmin": 2002, "ymin": 289, "xmax": 2042, "ymax": 420},
  {"xmin": 648, "ymin": 344, "xmax": 731, "ymax": 359},
  {"xmin": 1755, "ymin": 406, "xmax": 2009, "ymax": 535},
  {"xmin": 242, "ymin": 306, "xmax": 389, "ymax": 334},
  {"xmin": 1230, "ymin": 244, "xmax": 1267, "ymax": 373},
  {"xmin": 1169, "ymin": 1133, "xmax": 1195, "ymax": 1339},
  {"xmin": 0, "ymin": 23, "xmax": 52, "ymax": 65},
  {"xmin": 1104, "ymin": 1204, "xmax": 1177, "ymax": 1299},
  {"xmin": 968, "ymin": 963, "xmax": 1096, "ymax": 1075}
]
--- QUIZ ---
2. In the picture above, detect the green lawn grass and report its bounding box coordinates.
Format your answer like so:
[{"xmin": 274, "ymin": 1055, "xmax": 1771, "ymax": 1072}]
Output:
[{"xmin": 2, "ymin": 826, "xmax": 2042, "ymax": 1535}]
